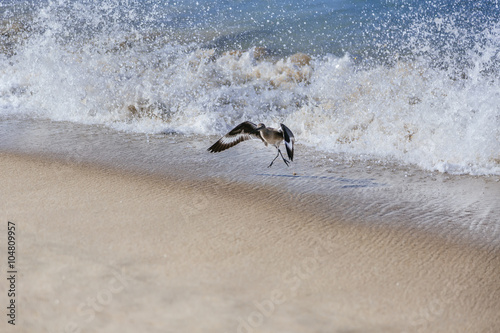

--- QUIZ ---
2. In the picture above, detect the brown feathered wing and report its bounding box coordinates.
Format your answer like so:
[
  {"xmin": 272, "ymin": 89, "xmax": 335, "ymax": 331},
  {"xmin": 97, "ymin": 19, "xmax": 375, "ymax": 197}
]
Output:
[{"xmin": 207, "ymin": 121, "xmax": 262, "ymax": 153}]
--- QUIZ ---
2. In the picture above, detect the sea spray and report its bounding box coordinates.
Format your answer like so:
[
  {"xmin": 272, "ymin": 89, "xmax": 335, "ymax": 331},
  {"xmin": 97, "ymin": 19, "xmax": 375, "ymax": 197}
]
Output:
[{"xmin": 0, "ymin": 0, "xmax": 499, "ymax": 175}]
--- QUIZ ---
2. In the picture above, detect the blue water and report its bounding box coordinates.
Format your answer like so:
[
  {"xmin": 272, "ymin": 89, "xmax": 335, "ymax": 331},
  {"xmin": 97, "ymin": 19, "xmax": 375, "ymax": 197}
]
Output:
[{"xmin": 1, "ymin": 0, "xmax": 499, "ymax": 174}]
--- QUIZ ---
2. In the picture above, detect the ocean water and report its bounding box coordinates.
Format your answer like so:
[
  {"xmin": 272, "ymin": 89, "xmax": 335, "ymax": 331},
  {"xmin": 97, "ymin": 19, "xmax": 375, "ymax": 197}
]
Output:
[{"xmin": 1, "ymin": 0, "xmax": 499, "ymax": 175}]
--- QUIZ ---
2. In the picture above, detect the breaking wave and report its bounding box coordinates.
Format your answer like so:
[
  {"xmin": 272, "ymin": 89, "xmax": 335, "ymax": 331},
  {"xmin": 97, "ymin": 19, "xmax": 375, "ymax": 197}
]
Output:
[{"xmin": 1, "ymin": 0, "xmax": 499, "ymax": 174}]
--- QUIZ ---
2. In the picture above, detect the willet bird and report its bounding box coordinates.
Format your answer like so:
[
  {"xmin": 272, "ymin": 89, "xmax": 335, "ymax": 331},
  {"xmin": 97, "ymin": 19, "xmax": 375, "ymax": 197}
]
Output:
[{"xmin": 208, "ymin": 121, "xmax": 295, "ymax": 167}]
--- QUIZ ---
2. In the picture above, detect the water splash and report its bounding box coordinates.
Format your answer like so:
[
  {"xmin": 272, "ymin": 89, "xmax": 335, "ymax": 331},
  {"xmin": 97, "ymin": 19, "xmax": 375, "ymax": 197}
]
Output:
[{"xmin": 1, "ymin": 0, "xmax": 499, "ymax": 175}]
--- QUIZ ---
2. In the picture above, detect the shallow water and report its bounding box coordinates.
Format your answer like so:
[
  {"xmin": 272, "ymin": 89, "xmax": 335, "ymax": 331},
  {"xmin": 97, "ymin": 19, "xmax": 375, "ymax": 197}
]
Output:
[{"xmin": 1, "ymin": 116, "xmax": 499, "ymax": 249}]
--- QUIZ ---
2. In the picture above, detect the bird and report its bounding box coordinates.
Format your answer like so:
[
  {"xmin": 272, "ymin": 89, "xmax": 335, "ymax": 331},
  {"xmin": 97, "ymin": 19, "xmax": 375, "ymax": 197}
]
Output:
[{"xmin": 207, "ymin": 121, "xmax": 295, "ymax": 167}]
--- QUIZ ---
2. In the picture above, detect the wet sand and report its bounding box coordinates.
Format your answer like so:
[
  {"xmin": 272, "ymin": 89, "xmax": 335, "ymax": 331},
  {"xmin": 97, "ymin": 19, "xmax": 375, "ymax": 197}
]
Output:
[{"xmin": 1, "ymin": 152, "xmax": 499, "ymax": 333}]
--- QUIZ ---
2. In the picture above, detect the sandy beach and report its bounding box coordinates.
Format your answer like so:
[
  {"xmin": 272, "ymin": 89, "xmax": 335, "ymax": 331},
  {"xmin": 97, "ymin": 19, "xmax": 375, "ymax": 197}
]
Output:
[
  {"xmin": 1, "ymin": 151, "xmax": 499, "ymax": 333},
  {"xmin": 2, "ymin": 0, "xmax": 500, "ymax": 331}
]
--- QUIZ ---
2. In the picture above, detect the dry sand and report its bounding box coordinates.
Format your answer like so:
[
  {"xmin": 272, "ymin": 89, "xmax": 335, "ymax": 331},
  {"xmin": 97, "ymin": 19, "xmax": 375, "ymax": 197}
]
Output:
[{"xmin": 0, "ymin": 152, "xmax": 499, "ymax": 333}]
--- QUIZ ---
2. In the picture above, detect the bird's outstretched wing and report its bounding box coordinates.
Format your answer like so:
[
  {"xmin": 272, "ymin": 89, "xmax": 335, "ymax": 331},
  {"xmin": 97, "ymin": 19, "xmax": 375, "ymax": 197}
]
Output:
[
  {"xmin": 208, "ymin": 121, "xmax": 261, "ymax": 153},
  {"xmin": 280, "ymin": 123, "xmax": 295, "ymax": 161}
]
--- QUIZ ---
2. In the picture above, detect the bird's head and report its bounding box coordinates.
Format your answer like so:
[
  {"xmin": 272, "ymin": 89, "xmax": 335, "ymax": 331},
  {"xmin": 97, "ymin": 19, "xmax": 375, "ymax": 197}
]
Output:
[{"xmin": 255, "ymin": 123, "xmax": 266, "ymax": 131}]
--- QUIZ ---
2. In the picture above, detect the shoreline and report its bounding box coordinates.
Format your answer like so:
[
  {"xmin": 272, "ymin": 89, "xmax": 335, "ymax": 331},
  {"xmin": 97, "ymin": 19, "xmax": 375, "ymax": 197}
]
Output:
[{"xmin": 1, "ymin": 151, "xmax": 499, "ymax": 332}]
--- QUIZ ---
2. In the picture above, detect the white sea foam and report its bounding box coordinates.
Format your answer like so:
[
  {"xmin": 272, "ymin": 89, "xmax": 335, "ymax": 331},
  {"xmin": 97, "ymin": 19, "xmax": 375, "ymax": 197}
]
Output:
[{"xmin": 0, "ymin": 0, "xmax": 499, "ymax": 175}]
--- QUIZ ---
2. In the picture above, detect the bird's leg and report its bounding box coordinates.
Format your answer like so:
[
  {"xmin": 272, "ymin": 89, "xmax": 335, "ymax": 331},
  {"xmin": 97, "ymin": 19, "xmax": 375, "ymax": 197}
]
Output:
[
  {"xmin": 278, "ymin": 148, "xmax": 290, "ymax": 166},
  {"xmin": 268, "ymin": 148, "xmax": 290, "ymax": 167},
  {"xmin": 268, "ymin": 150, "xmax": 281, "ymax": 168}
]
